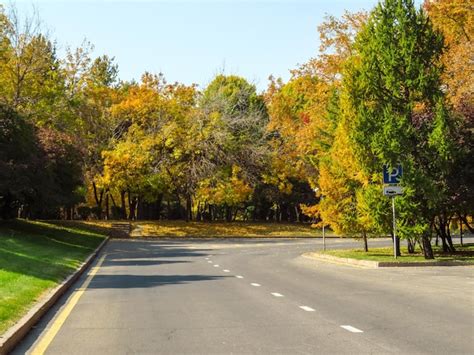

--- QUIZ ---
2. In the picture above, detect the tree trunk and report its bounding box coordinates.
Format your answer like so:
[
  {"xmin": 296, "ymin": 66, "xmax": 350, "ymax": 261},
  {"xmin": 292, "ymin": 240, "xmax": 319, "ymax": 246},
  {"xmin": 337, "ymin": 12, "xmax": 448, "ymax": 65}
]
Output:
[
  {"xmin": 66, "ymin": 206, "xmax": 72, "ymax": 220},
  {"xmin": 395, "ymin": 236, "xmax": 401, "ymax": 256},
  {"xmin": 137, "ymin": 198, "xmax": 144, "ymax": 220},
  {"xmin": 446, "ymin": 221, "xmax": 456, "ymax": 253},
  {"xmin": 225, "ymin": 205, "xmax": 232, "ymax": 222},
  {"xmin": 105, "ymin": 193, "xmax": 110, "ymax": 220},
  {"xmin": 434, "ymin": 218, "xmax": 449, "ymax": 252},
  {"xmin": 295, "ymin": 205, "xmax": 300, "ymax": 223},
  {"xmin": 185, "ymin": 194, "xmax": 192, "ymax": 222},
  {"xmin": 422, "ymin": 233, "xmax": 434, "ymax": 259},
  {"xmin": 407, "ymin": 237, "xmax": 416, "ymax": 254},
  {"xmin": 363, "ymin": 231, "xmax": 368, "ymax": 252},
  {"xmin": 154, "ymin": 194, "xmax": 163, "ymax": 220},
  {"xmin": 436, "ymin": 214, "xmax": 456, "ymax": 253},
  {"xmin": 196, "ymin": 202, "xmax": 202, "ymax": 221},
  {"xmin": 92, "ymin": 182, "xmax": 104, "ymax": 219},
  {"xmin": 233, "ymin": 207, "xmax": 239, "ymax": 221},
  {"xmin": 128, "ymin": 195, "xmax": 138, "ymax": 221},
  {"xmin": 109, "ymin": 191, "xmax": 117, "ymax": 207},
  {"xmin": 120, "ymin": 190, "xmax": 127, "ymax": 219},
  {"xmin": 128, "ymin": 191, "xmax": 138, "ymax": 221},
  {"xmin": 209, "ymin": 204, "xmax": 214, "ymax": 221}
]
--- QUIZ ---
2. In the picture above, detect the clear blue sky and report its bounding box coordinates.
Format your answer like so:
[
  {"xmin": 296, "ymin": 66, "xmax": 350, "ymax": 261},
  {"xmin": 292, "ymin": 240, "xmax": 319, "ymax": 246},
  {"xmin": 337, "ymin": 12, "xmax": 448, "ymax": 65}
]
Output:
[{"xmin": 15, "ymin": 0, "xmax": 424, "ymax": 92}]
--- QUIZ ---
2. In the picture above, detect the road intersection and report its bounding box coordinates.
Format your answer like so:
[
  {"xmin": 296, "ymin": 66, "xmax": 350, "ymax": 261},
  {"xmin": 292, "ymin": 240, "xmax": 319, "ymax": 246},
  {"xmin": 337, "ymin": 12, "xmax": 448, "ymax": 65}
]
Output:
[{"xmin": 14, "ymin": 238, "xmax": 474, "ymax": 354}]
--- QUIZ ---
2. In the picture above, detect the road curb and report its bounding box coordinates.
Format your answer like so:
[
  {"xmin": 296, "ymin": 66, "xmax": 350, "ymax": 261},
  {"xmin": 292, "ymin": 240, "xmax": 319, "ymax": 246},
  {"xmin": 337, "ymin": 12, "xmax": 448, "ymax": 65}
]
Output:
[
  {"xmin": 303, "ymin": 252, "xmax": 474, "ymax": 268},
  {"xmin": 0, "ymin": 237, "xmax": 109, "ymax": 355}
]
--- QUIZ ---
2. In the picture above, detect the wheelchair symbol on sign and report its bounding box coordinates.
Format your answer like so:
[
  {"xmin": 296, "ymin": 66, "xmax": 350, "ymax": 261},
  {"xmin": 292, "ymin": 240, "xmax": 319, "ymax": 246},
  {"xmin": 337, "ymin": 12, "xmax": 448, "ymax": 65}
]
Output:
[{"xmin": 383, "ymin": 164, "xmax": 403, "ymax": 184}]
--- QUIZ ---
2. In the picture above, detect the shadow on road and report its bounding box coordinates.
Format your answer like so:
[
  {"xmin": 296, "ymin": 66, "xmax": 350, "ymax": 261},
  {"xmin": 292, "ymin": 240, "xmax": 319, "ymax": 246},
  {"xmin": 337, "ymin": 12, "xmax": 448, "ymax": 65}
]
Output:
[
  {"xmin": 107, "ymin": 240, "xmax": 213, "ymax": 259},
  {"xmin": 88, "ymin": 240, "xmax": 228, "ymax": 289},
  {"xmin": 103, "ymin": 259, "xmax": 191, "ymax": 267},
  {"xmin": 88, "ymin": 274, "xmax": 229, "ymax": 289}
]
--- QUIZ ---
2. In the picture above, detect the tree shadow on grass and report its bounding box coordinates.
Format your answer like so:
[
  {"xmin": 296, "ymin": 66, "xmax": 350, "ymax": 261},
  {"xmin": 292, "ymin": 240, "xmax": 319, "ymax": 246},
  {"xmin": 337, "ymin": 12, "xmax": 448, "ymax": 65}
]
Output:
[
  {"xmin": 0, "ymin": 225, "xmax": 95, "ymax": 282},
  {"xmin": 0, "ymin": 247, "xmax": 75, "ymax": 282},
  {"xmin": 1, "ymin": 219, "xmax": 104, "ymax": 250}
]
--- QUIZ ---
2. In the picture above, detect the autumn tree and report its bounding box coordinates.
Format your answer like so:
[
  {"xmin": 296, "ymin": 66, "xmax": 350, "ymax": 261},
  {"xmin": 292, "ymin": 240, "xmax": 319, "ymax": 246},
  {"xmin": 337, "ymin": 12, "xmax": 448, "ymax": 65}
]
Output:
[
  {"xmin": 296, "ymin": 10, "xmax": 367, "ymax": 84},
  {"xmin": 425, "ymin": 0, "xmax": 474, "ymax": 235},
  {"xmin": 65, "ymin": 48, "xmax": 121, "ymax": 219},
  {"xmin": 270, "ymin": 11, "xmax": 367, "ymax": 228},
  {"xmin": 198, "ymin": 75, "xmax": 269, "ymax": 221},
  {"xmin": 0, "ymin": 105, "xmax": 36, "ymax": 218},
  {"xmin": 265, "ymin": 75, "xmax": 326, "ymax": 221},
  {"xmin": 0, "ymin": 6, "xmax": 84, "ymax": 219}
]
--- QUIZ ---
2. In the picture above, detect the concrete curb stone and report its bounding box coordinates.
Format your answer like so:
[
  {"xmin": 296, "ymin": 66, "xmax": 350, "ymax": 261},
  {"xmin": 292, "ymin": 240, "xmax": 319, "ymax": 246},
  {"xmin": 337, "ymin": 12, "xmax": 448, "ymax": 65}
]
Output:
[
  {"xmin": 0, "ymin": 237, "xmax": 109, "ymax": 355},
  {"xmin": 303, "ymin": 252, "xmax": 474, "ymax": 268}
]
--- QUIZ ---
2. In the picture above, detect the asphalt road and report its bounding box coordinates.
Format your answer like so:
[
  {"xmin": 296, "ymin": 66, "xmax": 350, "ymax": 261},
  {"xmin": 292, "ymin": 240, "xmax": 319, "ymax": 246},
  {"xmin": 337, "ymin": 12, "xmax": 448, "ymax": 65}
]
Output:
[{"xmin": 13, "ymin": 238, "xmax": 474, "ymax": 354}]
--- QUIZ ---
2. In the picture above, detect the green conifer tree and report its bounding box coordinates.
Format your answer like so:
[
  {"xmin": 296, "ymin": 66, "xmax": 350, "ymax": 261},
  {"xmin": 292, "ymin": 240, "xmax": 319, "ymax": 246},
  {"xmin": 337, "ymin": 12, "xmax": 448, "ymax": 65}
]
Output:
[{"xmin": 346, "ymin": 0, "xmax": 454, "ymax": 259}]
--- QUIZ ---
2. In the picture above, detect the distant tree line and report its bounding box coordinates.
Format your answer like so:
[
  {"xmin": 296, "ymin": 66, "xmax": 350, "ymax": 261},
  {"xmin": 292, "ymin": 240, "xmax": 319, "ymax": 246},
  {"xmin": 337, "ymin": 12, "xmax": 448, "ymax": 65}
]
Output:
[{"xmin": 0, "ymin": 1, "xmax": 472, "ymax": 258}]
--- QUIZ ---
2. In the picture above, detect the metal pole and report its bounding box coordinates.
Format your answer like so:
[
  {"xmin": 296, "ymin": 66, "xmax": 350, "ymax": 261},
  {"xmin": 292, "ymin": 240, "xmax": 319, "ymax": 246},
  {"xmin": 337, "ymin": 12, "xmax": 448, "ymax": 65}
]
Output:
[
  {"xmin": 460, "ymin": 218, "xmax": 463, "ymax": 247},
  {"xmin": 392, "ymin": 196, "xmax": 397, "ymax": 259},
  {"xmin": 323, "ymin": 224, "xmax": 326, "ymax": 252}
]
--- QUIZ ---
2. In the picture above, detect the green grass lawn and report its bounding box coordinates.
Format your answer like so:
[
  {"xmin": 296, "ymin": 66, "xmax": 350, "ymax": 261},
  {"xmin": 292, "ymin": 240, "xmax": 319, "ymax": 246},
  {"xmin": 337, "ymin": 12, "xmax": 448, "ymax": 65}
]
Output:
[
  {"xmin": 323, "ymin": 244, "xmax": 474, "ymax": 263},
  {"xmin": 0, "ymin": 219, "xmax": 106, "ymax": 335},
  {"xmin": 46, "ymin": 220, "xmax": 115, "ymax": 235},
  {"xmin": 136, "ymin": 220, "xmax": 325, "ymax": 238}
]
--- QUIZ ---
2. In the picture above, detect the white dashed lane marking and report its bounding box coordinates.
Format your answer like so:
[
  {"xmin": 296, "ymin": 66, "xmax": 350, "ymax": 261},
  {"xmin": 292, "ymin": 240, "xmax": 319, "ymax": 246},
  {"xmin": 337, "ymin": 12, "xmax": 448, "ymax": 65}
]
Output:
[
  {"xmin": 340, "ymin": 325, "xmax": 363, "ymax": 333},
  {"xmin": 202, "ymin": 256, "xmax": 362, "ymax": 336}
]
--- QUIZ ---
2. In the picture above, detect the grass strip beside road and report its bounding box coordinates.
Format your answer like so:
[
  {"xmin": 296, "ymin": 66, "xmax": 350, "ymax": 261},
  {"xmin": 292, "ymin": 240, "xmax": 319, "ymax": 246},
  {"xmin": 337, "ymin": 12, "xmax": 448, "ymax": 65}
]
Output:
[
  {"xmin": 323, "ymin": 244, "xmax": 474, "ymax": 263},
  {"xmin": 0, "ymin": 219, "xmax": 106, "ymax": 335}
]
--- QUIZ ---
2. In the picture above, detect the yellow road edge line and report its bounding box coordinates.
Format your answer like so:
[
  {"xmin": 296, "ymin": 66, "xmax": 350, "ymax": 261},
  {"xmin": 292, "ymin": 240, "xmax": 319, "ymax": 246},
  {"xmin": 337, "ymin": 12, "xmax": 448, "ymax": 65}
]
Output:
[{"xmin": 31, "ymin": 254, "xmax": 107, "ymax": 355}]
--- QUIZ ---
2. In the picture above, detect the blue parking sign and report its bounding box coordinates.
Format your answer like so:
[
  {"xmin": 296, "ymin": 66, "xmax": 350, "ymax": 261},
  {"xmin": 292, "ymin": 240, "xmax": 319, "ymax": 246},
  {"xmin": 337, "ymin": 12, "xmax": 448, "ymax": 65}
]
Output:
[{"xmin": 383, "ymin": 164, "xmax": 403, "ymax": 184}]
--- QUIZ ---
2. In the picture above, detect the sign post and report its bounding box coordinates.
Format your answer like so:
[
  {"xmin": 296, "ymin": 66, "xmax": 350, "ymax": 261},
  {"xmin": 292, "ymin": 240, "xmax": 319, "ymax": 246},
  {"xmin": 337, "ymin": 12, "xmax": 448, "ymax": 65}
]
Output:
[
  {"xmin": 314, "ymin": 187, "xmax": 326, "ymax": 252},
  {"xmin": 383, "ymin": 164, "xmax": 403, "ymax": 259},
  {"xmin": 391, "ymin": 196, "xmax": 397, "ymax": 259},
  {"xmin": 322, "ymin": 216, "xmax": 326, "ymax": 252}
]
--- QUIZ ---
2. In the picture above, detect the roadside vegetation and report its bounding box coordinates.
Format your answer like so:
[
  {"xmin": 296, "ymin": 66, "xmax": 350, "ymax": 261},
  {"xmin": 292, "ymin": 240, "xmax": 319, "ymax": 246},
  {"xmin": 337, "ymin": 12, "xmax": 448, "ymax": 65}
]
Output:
[
  {"xmin": 321, "ymin": 244, "xmax": 474, "ymax": 264},
  {"xmin": 137, "ymin": 221, "xmax": 324, "ymax": 238},
  {"xmin": 0, "ymin": 0, "xmax": 472, "ymax": 259},
  {"xmin": 0, "ymin": 220, "xmax": 106, "ymax": 334},
  {"xmin": 50, "ymin": 220, "xmax": 326, "ymax": 238}
]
